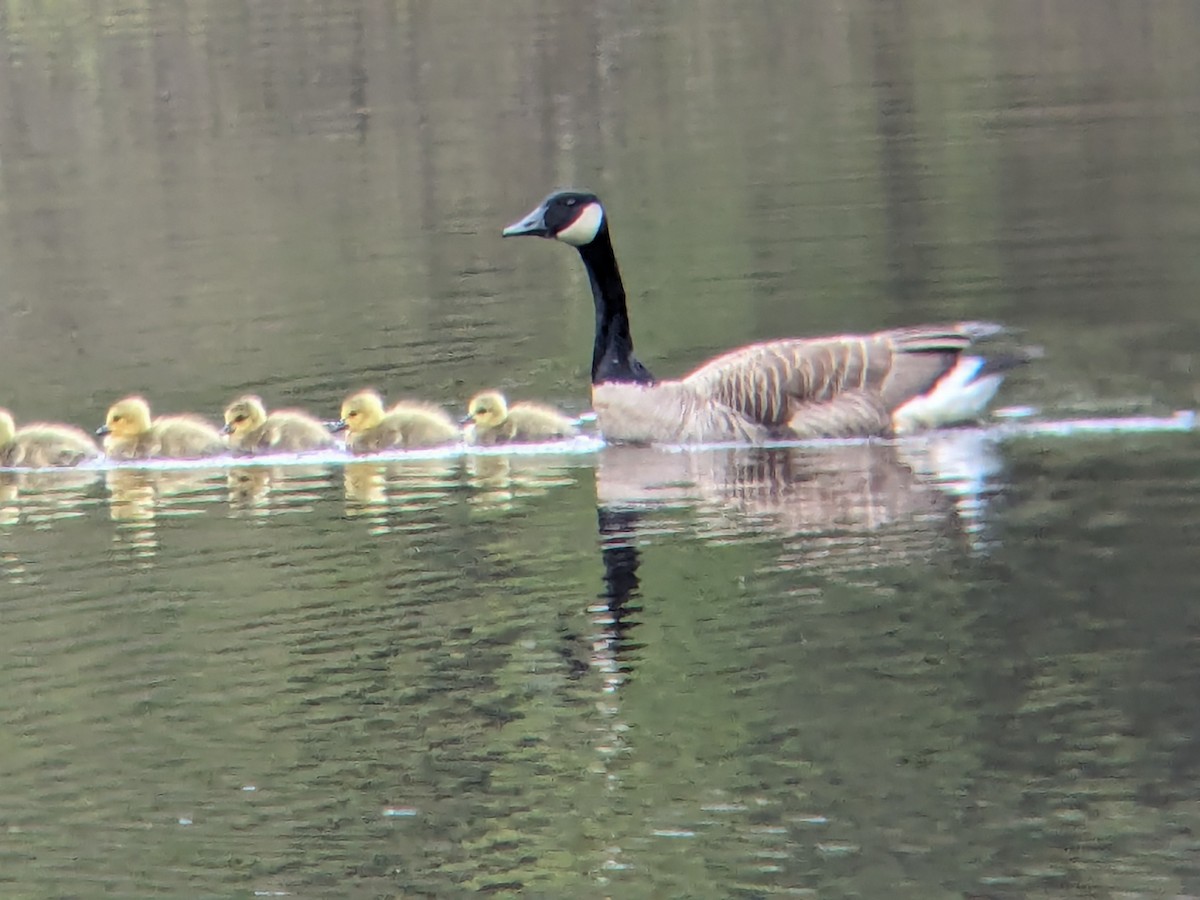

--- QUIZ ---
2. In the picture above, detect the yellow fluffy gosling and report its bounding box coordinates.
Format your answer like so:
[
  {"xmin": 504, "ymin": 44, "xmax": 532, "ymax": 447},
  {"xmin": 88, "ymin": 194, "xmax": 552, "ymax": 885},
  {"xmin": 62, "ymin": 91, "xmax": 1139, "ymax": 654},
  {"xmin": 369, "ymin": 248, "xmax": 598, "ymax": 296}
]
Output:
[
  {"xmin": 222, "ymin": 394, "xmax": 336, "ymax": 454},
  {"xmin": 98, "ymin": 396, "xmax": 225, "ymax": 460},
  {"xmin": 333, "ymin": 389, "xmax": 459, "ymax": 454},
  {"xmin": 0, "ymin": 408, "xmax": 101, "ymax": 467},
  {"xmin": 462, "ymin": 390, "xmax": 579, "ymax": 445}
]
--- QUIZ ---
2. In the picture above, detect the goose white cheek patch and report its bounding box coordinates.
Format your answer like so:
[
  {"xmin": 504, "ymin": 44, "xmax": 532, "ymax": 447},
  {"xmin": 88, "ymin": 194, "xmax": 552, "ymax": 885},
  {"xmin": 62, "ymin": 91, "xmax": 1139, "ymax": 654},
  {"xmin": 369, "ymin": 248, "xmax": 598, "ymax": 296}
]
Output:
[{"xmin": 556, "ymin": 202, "xmax": 604, "ymax": 246}]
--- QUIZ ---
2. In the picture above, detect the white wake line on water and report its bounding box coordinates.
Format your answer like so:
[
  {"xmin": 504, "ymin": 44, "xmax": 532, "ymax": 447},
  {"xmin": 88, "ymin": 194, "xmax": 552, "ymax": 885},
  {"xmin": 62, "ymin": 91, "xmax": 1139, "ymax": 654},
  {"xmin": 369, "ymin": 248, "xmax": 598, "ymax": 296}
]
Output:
[
  {"xmin": 995, "ymin": 409, "xmax": 1197, "ymax": 437},
  {"xmin": 2, "ymin": 410, "xmax": 1195, "ymax": 474},
  {"xmin": 656, "ymin": 409, "xmax": 1199, "ymax": 453}
]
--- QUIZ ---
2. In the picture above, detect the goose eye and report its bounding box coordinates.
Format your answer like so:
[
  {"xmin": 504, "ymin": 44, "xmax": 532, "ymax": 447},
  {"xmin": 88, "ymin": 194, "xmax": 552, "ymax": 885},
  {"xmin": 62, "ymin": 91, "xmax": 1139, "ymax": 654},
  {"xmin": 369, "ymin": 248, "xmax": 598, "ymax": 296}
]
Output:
[{"xmin": 564, "ymin": 197, "xmax": 577, "ymax": 207}]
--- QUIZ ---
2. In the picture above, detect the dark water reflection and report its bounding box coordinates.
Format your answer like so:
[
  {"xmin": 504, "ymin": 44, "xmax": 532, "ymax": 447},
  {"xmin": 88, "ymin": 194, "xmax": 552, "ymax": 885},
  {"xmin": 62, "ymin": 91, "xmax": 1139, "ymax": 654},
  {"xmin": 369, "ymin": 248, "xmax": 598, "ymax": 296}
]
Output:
[
  {"xmin": 3, "ymin": 1, "xmax": 1200, "ymax": 897},
  {"xmin": 2, "ymin": 432, "xmax": 1198, "ymax": 897}
]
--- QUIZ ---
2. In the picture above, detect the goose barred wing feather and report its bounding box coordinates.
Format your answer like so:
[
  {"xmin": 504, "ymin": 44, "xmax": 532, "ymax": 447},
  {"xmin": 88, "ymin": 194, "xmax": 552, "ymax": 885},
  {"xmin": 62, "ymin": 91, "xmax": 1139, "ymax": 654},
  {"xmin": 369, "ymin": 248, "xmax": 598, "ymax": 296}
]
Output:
[
  {"xmin": 681, "ymin": 323, "xmax": 997, "ymax": 434},
  {"xmin": 684, "ymin": 342, "xmax": 842, "ymax": 426},
  {"xmin": 873, "ymin": 330, "xmax": 960, "ymax": 410}
]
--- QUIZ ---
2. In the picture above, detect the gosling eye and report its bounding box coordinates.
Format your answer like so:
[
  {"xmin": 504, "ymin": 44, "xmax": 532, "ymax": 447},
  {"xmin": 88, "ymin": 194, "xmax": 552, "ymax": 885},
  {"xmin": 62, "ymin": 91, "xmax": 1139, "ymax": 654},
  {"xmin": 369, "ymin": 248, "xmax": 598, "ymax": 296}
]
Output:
[
  {"xmin": 234, "ymin": 414, "xmax": 247, "ymax": 423},
  {"xmin": 112, "ymin": 415, "xmax": 123, "ymax": 423}
]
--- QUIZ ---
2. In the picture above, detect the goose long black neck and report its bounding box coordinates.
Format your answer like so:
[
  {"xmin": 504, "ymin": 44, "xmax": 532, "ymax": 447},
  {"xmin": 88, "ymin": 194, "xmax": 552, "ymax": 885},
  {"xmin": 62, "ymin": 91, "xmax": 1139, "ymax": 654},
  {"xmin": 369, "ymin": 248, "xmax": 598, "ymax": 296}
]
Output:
[{"xmin": 577, "ymin": 225, "xmax": 655, "ymax": 386}]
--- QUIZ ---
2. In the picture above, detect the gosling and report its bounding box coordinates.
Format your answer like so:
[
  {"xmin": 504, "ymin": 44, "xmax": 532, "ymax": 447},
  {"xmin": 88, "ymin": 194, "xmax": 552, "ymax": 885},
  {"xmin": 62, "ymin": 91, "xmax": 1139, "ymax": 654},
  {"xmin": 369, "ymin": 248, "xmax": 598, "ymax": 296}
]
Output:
[
  {"xmin": 331, "ymin": 389, "xmax": 459, "ymax": 454},
  {"xmin": 0, "ymin": 408, "xmax": 101, "ymax": 467},
  {"xmin": 462, "ymin": 390, "xmax": 579, "ymax": 445},
  {"xmin": 98, "ymin": 396, "xmax": 226, "ymax": 460},
  {"xmin": 222, "ymin": 395, "xmax": 336, "ymax": 454}
]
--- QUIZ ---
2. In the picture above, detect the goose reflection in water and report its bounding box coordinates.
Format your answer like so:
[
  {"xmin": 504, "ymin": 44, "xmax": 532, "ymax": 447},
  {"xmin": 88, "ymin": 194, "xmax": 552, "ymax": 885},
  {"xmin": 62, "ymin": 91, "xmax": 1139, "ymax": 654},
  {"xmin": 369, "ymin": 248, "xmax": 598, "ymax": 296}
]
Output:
[
  {"xmin": 580, "ymin": 433, "xmax": 1007, "ymax": 880},
  {"xmin": 596, "ymin": 435, "xmax": 1001, "ymax": 543},
  {"xmin": 585, "ymin": 432, "xmax": 1005, "ymax": 683}
]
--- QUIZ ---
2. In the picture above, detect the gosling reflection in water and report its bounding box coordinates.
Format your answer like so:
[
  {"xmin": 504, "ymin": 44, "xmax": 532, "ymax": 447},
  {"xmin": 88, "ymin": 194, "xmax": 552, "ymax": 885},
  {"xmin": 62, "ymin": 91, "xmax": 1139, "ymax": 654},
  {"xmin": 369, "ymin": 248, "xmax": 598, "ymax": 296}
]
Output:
[
  {"xmin": 106, "ymin": 469, "xmax": 224, "ymax": 520},
  {"xmin": 105, "ymin": 470, "xmax": 157, "ymax": 523},
  {"xmin": 226, "ymin": 464, "xmax": 333, "ymax": 513},
  {"xmin": 0, "ymin": 469, "xmax": 101, "ymax": 526},
  {"xmin": 342, "ymin": 460, "xmax": 461, "ymax": 520},
  {"xmin": 465, "ymin": 454, "xmax": 579, "ymax": 513},
  {"xmin": 105, "ymin": 470, "xmax": 162, "ymax": 564},
  {"xmin": 227, "ymin": 467, "xmax": 273, "ymax": 509},
  {"xmin": 343, "ymin": 462, "xmax": 388, "ymax": 507}
]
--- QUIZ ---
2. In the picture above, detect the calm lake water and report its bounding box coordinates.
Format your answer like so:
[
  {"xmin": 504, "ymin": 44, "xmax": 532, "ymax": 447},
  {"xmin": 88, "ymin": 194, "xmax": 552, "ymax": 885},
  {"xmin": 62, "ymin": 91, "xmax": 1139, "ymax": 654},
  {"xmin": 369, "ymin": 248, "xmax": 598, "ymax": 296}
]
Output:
[{"xmin": 3, "ymin": 2, "xmax": 1200, "ymax": 898}]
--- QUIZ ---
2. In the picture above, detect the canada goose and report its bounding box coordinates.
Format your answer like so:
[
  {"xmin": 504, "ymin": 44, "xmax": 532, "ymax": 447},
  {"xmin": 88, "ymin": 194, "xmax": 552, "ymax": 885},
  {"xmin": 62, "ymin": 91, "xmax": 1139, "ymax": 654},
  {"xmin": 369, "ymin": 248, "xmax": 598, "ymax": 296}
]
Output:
[
  {"xmin": 331, "ymin": 389, "xmax": 460, "ymax": 453},
  {"xmin": 97, "ymin": 396, "xmax": 225, "ymax": 460},
  {"xmin": 502, "ymin": 190, "xmax": 1025, "ymax": 443},
  {"xmin": 0, "ymin": 408, "xmax": 101, "ymax": 467},
  {"xmin": 461, "ymin": 390, "xmax": 579, "ymax": 445},
  {"xmin": 222, "ymin": 394, "xmax": 336, "ymax": 454}
]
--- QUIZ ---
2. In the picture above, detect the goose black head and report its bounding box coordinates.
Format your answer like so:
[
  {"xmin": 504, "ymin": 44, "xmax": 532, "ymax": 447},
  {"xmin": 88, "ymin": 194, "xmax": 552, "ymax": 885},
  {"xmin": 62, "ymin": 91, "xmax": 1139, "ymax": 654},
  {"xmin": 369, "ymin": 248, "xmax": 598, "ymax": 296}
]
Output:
[{"xmin": 502, "ymin": 190, "xmax": 605, "ymax": 246}]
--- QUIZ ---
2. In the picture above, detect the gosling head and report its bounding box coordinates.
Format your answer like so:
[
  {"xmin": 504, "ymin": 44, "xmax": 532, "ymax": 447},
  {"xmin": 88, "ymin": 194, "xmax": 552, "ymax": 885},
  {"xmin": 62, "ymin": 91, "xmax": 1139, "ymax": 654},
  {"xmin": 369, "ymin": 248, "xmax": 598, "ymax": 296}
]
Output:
[
  {"xmin": 334, "ymin": 390, "xmax": 387, "ymax": 434},
  {"xmin": 502, "ymin": 190, "xmax": 605, "ymax": 247},
  {"xmin": 0, "ymin": 409, "xmax": 15, "ymax": 444},
  {"xmin": 98, "ymin": 396, "xmax": 153, "ymax": 437},
  {"xmin": 461, "ymin": 390, "xmax": 510, "ymax": 428},
  {"xmin": 222, "ymin": 395, "xmax": 268, "ymax": 436}
]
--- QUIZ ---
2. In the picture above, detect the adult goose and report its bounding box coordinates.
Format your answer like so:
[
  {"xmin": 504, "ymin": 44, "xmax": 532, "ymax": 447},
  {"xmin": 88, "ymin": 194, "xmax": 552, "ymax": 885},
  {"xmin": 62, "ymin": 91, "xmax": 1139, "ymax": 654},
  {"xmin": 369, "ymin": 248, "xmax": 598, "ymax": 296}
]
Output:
[{"xmin": 502, "ymin": 190, "xmax": 1023, "ymax": 443}]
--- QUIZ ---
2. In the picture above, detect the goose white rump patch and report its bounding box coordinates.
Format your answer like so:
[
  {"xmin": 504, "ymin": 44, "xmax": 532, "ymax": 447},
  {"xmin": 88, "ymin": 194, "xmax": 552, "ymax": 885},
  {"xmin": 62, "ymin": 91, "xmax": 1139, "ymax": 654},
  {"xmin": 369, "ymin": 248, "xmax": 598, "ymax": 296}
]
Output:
[{"xmin": 892, "ymin": 357, "xmax": 1005, "ymax": 434}]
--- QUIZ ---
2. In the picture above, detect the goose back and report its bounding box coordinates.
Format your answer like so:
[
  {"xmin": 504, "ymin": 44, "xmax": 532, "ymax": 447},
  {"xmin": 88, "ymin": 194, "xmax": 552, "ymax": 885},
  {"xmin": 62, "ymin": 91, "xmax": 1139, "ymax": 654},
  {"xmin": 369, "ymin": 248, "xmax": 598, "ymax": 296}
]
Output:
[{"xmin": 684, "ymin": 327, "xmax": 971, "ymax": 425}]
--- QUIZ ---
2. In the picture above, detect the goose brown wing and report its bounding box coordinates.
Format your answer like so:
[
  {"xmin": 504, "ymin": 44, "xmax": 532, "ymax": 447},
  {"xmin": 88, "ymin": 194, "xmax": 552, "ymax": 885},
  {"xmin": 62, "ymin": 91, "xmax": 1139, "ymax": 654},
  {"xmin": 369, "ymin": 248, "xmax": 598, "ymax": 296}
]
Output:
[
  {"xmin": 681, "ymin": 324, "xmax": 991, "ymax": 429},
  {"xmin": 872, "ymin": 325, "xmax": 979, "ymax": 409},
  {"xmin": 682, "ymin": 336, "xmax": 892, "ymax": 427}
]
